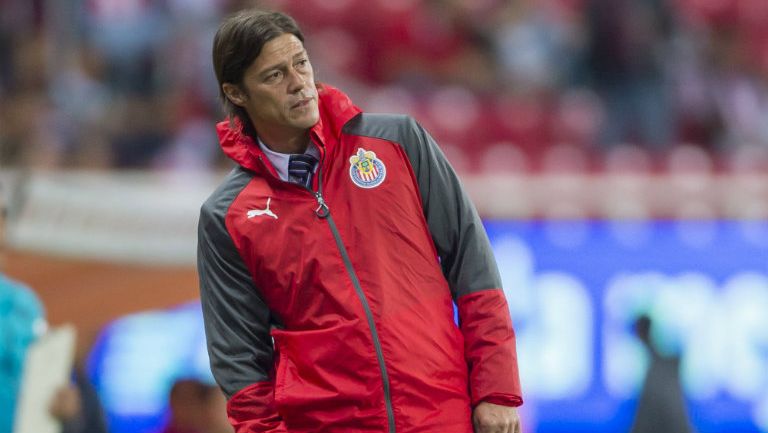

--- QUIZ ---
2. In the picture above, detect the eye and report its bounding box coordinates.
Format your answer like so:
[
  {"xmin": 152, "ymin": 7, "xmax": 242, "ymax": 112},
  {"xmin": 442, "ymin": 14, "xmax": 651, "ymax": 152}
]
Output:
[
  {"xmin": 295, "ymin": 59, "xmax": 309, "ymax": 69},
  {"xmin": 264, "ymin": 70, "xmax": 283, "ymax": 83}
]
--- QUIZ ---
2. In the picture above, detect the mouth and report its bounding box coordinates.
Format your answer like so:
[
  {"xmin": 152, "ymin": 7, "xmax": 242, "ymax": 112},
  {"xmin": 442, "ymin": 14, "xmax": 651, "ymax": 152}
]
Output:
[{"xmin": 291, "ymin": 97, "xmax": 314, "ymax": 109}]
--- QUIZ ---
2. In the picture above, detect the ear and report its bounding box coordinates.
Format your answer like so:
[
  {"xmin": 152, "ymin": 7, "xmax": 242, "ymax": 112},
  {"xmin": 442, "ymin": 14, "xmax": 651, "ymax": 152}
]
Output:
[{"xmin": 222, "ymin": 83, "xmax": 248, "ymax": 107}]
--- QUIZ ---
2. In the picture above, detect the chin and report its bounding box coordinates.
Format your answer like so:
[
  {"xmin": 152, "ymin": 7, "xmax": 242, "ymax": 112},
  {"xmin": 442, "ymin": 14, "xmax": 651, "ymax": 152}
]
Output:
[{"xmin": 297, "ymin": 112, "xmax": 320, "ymax": 128}]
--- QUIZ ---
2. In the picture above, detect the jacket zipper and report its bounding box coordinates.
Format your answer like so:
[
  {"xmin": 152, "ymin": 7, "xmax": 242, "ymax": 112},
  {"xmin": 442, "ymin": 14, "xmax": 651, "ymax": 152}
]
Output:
[{"xmin": 258, "ymin": 154, "xmax": 396, "ymax": 433}]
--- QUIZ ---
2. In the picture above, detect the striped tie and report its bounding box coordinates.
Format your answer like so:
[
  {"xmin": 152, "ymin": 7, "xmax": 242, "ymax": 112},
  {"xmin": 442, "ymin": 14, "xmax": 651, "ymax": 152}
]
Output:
[{"xmin": 288, "ymin": 154, "xmax": 318, "ymax": 189}]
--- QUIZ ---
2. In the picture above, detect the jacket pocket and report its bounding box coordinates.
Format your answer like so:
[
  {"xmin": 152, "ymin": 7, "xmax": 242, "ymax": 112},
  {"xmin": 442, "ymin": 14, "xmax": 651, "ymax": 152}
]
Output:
[{"xmin": 270, "ymin": 319, "xmax": 384, "ymax": 430}]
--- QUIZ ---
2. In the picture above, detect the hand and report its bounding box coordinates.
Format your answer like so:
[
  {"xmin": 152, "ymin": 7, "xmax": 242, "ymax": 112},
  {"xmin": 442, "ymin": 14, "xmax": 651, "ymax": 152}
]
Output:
[
  {"xmin": 49, "ymin": 384, "xmax": 82, "ymax": 422},
  {"xmin": 472, "ymin": 402, "xmax": 521, "ymax": 433}
]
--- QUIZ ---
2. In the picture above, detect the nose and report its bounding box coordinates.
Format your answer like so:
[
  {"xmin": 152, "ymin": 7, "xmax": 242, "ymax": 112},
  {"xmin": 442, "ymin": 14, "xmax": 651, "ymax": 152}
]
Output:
[{"xmin": 286, "ymin": 67, "xmax": 306, "ymax": 94}]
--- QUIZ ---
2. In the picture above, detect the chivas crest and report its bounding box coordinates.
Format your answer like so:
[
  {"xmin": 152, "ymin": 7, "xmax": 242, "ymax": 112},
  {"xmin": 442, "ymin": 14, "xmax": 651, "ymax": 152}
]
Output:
[{"xmin": 349, "ymin": 148, "xmax": 386, "ymax": 188}]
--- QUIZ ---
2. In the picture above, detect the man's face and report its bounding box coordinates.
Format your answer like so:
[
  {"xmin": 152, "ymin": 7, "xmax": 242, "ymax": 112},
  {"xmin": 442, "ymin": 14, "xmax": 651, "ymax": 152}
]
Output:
[{"xmin": 227, "ymin": 33, "xmax": 319, "ymax": 142}]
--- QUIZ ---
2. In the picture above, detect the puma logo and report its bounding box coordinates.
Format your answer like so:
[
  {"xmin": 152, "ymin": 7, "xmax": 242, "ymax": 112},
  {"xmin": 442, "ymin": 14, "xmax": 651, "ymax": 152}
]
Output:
[{"xmin": 247, "ymin": 198, "xmax": 278, "ymax": 220}]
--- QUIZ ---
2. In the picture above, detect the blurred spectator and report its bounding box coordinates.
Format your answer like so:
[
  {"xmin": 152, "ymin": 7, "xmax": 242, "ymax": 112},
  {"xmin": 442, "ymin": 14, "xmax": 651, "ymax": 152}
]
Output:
[
  {"xmin": 0, "ymin": 0, "xmax": 45, "ymax": 96},
  {"xmin": 154, "ymin": 116, "xmax": 220, "ymax": 171},
  {"xmin": 159, "ymin": 379, "xmax": 208, "ymax": 433},
  {"xmin": 152, "ymin": 0, "xmax": 224, "ymax": 170},
  {"xmin": 203, "ymin": 386, "xmax": 233, "ymax": 433},
  {"xmin": 3, "ymin": 0, "xmax": 768, "ymax": 171},
  {"xmin": 0, "ymin": 249, "xmax": 46, "ymax": 433},
  {"xmin": 678, "ymin": 24, "xmax": 768, "ymax": 151},
  {"xmin": 1, "ymin": 33, "xmax": 58, "ymax": 168},
  {"xmin": 59, "ymin": 366, "xmax": 111, "ymax": 433},
  {"xmin": 0, "ymin": 182, "xmax": 45, "ymax": 432},
  {"xmin": 48, "ymin": 44, "xmax": 113, "ymax": 168},
  {"xmin": 629, "ymin": 315, "xmax": 693, "ymax": 433},
  {"xmin": 493, "ymin": 0, "xmax": 582, "ymax": 94},
  {"xmin": 108, "ymin": 96, "xmax": 171, "ymax": 167},
  {"xmin": 0, "ymin": 184, "xmax": 106, "ymax": 433},
  {"xmin": 84, "ymin": 0, "xmax": 170, "ymax": 96},
  {"xmin": 350, "ymin": 0, "xmax": 500, "ymax": 92},
  {"xmin": 159, "ymin": 379, "xmax": 232, "ymax": 433},
  {"xmin": 583, "ymin": 0, "xmax": 676, "ymax": 151}
]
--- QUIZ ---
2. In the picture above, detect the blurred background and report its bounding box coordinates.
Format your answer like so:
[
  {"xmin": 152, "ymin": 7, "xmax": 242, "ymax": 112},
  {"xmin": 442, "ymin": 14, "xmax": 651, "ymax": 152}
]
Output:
[{"xmin": 1, "ymin": 0, "xmax": 767, "ymax": 432}]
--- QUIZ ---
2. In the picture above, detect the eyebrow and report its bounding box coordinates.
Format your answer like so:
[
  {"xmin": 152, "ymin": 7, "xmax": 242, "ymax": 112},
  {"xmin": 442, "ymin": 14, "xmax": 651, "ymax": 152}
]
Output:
[{"xmin": 257, "ymin": 50, "xmax": 308, "ymax": 77}]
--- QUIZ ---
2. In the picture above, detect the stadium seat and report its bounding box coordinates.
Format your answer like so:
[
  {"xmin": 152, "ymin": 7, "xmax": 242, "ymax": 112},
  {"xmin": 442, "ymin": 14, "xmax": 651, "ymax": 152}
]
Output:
[
  {"xmin": 603, "ymin": 144, "xmax": 652, "ymax": 174},
  {"xmin": 426, "ymin": 86, "xmax": 481, "ymax": 138},
  {"xmin": 478, "ymin": 142, "xmax": 530, "ymax": 174},
  {"xmin": 666, "ymin": 144, "xmax": 714, "ymax": 174},
  {"xmin": 554, "ymin": 89, "xmax": 603, "ymax": 146},
  {"xmin": 364, "ymin": 85, "xmax": 418, "ymax": 116},
  {"xmin": 308, "ymin": 29, "xmax": 359, "ymax": 78},
  {"xmin": 726, "ymin": 145, "xmax": 768, "ymax": 174},
  {"xmin": 439, "ymin": 142, "xmax": 472, "ymax": 174},
  {"xmin": 541, "ymin": 143, "xmax": 589, "ymax": 173}
]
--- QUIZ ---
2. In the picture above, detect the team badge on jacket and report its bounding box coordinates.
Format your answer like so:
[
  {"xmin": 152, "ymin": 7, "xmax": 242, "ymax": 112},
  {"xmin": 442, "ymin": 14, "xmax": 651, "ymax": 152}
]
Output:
[{"xmin": 349, "ymin": 148, "xmax": 386, "ymax": 188}]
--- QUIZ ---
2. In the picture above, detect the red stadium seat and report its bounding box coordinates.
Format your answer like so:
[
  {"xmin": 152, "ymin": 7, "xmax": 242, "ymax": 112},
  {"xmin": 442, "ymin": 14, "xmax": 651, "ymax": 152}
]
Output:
[
  {"xmin": 308, "ymin": 29, "xmax": 360, "ymax": 78},
  {"xmin": 603, "ymin": 144, "xmax": 652, "ymax": 174},
  {"xmin": 541, "ymin": 143, "xmax": 589, "ymax": 174},
  {"xmin": 553, "ymin": 89, "xmax": 604, "ymax": 146},
  {"xmin": 478, "ymin": 142, "xmax": 530, "ymax": 174},
  {"xmin": 364, "ymin": 85, "xmax": 419, "ymax": 116},
  {"xmin": 666, "ymin": 144, "xmax": 714, "ymax": 175},
  {"xmin": 426, "ymin": 86, "xmax": 481, "ymax": 138},
  {"xmin": 494, "ymin": 95, "xmax": 549, "ymax": 149},
  {"xmin": 439, "ymin": 142, "xmax": 472, "ymax": 174},
  {"xmin": 726, "ymin": 145, "xmax": 768, "ymax": 174}
]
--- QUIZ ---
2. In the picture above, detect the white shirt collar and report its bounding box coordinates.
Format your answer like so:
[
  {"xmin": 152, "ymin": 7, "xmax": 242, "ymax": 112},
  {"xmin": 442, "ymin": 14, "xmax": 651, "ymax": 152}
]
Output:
[{"xmin": 257, "ymin": 137, "xmax": 320, "ymax": 182}]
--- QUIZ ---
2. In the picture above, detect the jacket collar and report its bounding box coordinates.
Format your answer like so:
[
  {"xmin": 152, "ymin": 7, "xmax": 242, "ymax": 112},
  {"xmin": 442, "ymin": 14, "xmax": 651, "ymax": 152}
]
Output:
[{"xmin": 215, "ymin": 83, "xmax": 362, "ymax": 173}]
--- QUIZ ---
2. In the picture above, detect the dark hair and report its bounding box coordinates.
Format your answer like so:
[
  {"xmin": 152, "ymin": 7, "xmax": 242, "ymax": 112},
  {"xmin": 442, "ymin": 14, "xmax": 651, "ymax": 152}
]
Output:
[{"xmin": 212, "ymin": 9, "xmax": 305, "ymax": 137}]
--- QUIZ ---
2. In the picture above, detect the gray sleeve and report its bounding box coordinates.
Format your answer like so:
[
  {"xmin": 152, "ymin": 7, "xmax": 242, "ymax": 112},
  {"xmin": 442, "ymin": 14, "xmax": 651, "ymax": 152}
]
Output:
[
  {"xmin": 197, "ymin": 169, "xmax": 274, "ymax": 398},
  {"xmin": 344, "ymin": 114, "xmax": 502, "ymax": 298}
]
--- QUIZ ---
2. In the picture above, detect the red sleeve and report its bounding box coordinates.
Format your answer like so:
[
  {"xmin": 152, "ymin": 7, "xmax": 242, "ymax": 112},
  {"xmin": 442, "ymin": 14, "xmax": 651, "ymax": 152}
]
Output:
[
  {"xmin": 457, "ymin": 289, "xmax": 523, "ymax": 408},
  {"xmin": 227, "ymin": 382, "xmax": 288, "ymax": 432}
]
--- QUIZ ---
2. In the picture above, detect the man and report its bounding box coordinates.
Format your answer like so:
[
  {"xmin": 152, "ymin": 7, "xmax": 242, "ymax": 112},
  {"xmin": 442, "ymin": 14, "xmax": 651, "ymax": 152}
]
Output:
[
  {"xmin": 160, "ymin": 379, "xmax": 213, "ymax": 433},
  {"xmin": 629, "ymin": 315, "xmax": 692, "ymax": 433},
  {"xmin": 0, "ymin": 185, "xmax": 96, "ymax": 433},
  {"xmin": 198, "ymin": 9, "xmax": 523, "ymax": 433},
  {"xmin": 0, "ymin": 195, "xmax": 47, "ymax": 433}
]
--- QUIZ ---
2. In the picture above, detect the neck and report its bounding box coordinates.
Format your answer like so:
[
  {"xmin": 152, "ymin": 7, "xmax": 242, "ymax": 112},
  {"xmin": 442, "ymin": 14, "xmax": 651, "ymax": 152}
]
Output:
[{"xmin": 256, "ymin": 128, "xmax": 311, "ymax": 154}]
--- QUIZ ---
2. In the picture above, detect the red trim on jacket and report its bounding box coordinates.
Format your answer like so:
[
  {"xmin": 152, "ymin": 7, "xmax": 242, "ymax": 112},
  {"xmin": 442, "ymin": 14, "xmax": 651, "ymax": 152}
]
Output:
[
  {"xmin": 227, "ymin": 382, "xmax": 287, "ymax": 433},
  {"xmin": 457, "ymin": 289, "xmax": 523, "ymax": 407}
]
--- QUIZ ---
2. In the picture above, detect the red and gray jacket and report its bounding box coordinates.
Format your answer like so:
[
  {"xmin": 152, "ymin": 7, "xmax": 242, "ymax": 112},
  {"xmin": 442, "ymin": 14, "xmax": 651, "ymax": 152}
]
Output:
[{"xmin": 197, "ymin": 84, "xmax": 522, "ymax": 433}]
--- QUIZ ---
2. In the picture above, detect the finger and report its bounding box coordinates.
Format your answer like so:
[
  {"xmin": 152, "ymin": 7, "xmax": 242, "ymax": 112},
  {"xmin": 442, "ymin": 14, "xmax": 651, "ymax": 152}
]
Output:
[
  {"xmin": 503, "ymin": 415, "xmax": 516, "ymax": 433},
  {"xmin": 474, "ymin": 423, "xmax": 493, "ymax": 433},
  {"xmin": 505, "ymin": 420, "xmax": 515, "ymax": 433},
  {"xmin": 473, "ymin": 421, "xmax": 496, "ymax": 433},
  {"xmin": 486, "ymin": 416, "xmax": 508, "ymax": 433}
]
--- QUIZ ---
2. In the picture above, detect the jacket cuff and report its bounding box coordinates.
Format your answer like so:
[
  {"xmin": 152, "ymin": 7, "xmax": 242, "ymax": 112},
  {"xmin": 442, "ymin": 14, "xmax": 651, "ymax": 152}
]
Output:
[
  {"xmin": 480, "ymin": 393, "xmax": 524, "ymax": 408},
  {"xmin": 227, "ymin": 381, "xmax": 287, "ymax": 433},
  {"xmin": 457, "ymin": 289, "xmax": 523, "ymax": 407}
]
